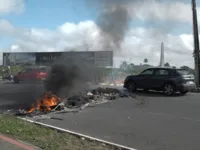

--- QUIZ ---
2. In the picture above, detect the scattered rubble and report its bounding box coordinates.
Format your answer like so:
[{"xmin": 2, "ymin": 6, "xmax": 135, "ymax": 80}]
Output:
[{"xmin": 16, "ymin": 87, "xmax": 133, "ymax": 120}]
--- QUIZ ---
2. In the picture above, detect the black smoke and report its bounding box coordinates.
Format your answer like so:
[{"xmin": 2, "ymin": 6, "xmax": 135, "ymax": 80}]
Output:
[
  {"xmin": 87, "ymin": 0, "xmax": 133, "ymax": 50},
  {"xmin": 44, "ymin": 57, "xmax": 102, "ymax": 98},
  {"xmin": 97, "ymin": 5, "xmax": 130, "ymax": 50}
]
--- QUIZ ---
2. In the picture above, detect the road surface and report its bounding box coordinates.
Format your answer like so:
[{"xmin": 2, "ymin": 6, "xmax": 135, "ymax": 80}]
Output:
[
  {"xmin": 0, "ymin": 83, "xmax": 44, "ymax": 113},
  {"xmin": 0, "ymin": 83, "xmax": 200, "ymax": 150},
  {"xmin": 39, "ymin": 91, "xmax": 200, "ymax": 150}
]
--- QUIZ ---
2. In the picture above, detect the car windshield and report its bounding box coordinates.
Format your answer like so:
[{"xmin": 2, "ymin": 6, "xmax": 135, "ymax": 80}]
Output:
[{"xmin": 177, "ymin": 69, "xmax": 190, "ymax": 75}]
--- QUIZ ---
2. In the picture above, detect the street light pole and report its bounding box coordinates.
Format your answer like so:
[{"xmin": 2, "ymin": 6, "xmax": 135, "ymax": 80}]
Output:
[{"xmin": 192, "ymin": 0, "xmax": 200, "ymax": 87}]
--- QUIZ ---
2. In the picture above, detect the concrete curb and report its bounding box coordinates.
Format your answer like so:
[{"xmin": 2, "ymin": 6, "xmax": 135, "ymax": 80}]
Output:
[{"xmin": 18, "ymin": 117, "xmax": 137, "ymax": 150}]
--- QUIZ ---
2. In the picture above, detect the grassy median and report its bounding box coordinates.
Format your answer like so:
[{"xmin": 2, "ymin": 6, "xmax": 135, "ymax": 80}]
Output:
[{"xmin": 0, "ymin": 115, "xmax": 120, "ymax": 150}]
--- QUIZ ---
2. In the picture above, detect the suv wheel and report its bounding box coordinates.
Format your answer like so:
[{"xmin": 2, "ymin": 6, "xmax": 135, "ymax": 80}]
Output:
[
  {"xmin": 163, "ymin": 83, "xmax": 175, "ymax": 96},
  {"xmin": 127, "ymin": 81, "xmax": 136, "ymax": 92}
]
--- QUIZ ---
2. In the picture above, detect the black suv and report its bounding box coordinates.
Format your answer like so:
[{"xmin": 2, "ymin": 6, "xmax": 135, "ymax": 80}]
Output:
[{"xmin": 123, "ymin": 67, "xmax": 196, "ymax": 96}]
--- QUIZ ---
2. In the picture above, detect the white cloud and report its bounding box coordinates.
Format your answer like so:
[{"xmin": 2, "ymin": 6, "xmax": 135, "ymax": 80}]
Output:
[
  {"xmin": 0, "ymin": 0, "xmax": 197, "ymax": 68},
  {"xmin": 0, "ymin": 19, "xmax": 194, "ymax": 68},
  {"xmin": 0, "ymin": 0, "xmax": 24, "ymax": 14},
  {"xmin": 106, "ymin": 0, "xmax": 198, "ymax": 24},
  {"xmin": 129, "ymin": 0, "xmax": 193, "ymax": 23},
  {"xmin": 0, "ymin": 19, "xmax": 15, "ymax": 35}
]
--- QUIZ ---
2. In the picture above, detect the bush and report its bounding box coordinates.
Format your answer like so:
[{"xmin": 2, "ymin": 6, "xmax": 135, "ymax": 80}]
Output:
[{"xmin": 0, "ymin": 65, "xmax": 24, "ymax": 76}]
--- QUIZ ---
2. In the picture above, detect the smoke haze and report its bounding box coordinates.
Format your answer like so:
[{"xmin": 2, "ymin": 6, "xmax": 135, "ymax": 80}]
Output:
[
  {"xmin": 97, "ymin": 4, "xmax": 131, "ymax": 50},
  {"xmin": 44, "ymin": 56, "xmax": 101, "ymax": 98},
  {"xmin": 86, "ymin": 0, "xmax": 183, "ymax": 53}
]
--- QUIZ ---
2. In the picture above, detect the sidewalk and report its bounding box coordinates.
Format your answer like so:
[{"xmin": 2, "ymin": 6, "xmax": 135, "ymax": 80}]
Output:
[{"xmin": 0, "ymin": 135, "xmax": 39, "ymax": 150}]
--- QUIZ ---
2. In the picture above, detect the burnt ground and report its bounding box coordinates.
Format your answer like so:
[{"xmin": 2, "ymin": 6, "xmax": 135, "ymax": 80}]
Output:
[{"xmin": 0, "ymin": 83, "xmax": 200, "ymax": 150}]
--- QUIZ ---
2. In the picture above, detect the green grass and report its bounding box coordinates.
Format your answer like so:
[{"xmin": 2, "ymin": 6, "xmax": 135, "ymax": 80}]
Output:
[{"xmin": 0, "ymin": 115, "xmax": 120, "ymax": 150}]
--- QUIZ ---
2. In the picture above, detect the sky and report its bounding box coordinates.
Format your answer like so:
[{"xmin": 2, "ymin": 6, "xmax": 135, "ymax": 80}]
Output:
[{"xmin": 0, "ymin": 0, "xmax": 199, "ymax": 68}]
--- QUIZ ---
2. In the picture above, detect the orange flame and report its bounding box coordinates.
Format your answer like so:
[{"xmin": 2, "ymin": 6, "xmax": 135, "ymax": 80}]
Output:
[{"xmin": 26, "ymin": 92, "xmax": 61, "ymax": 114}]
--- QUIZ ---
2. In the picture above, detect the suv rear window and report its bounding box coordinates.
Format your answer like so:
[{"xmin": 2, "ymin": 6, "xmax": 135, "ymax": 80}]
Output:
[
  {"xmin": 155, "ymin": 69, "xmax": 169, "ymax": 75},
  {"xmin": 176, "ymin": 69, "xmax": 190, "ymax": 75}
]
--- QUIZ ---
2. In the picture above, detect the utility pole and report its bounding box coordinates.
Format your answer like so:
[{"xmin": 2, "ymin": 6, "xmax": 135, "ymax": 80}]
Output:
[{"xmin": 192, "ymin": 0, "xmax": 200, "ymax": 87}]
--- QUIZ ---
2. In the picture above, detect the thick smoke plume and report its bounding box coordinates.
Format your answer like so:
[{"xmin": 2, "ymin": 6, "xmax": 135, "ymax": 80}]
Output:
[
  {"xmin": 44, "ymin": 57, "xmax": 102, "ymax": 98},
  {"xmin": 90, "ymin": 0, "xmax": 133, "ymax": 50},
  {"xmin": 0, "ymin": 58, "xmax": 102, "ymax": 112},
  {"xmin": 97, "ymin": 4, "xmax": 131, "ymax": 50},
  {"xmin": 87, "ymin": 0, "xmax": 183, "ymax": 52}
]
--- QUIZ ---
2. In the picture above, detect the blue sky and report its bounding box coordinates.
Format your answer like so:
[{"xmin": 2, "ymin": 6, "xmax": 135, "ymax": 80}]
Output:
[
  {"xmin": 0, "ymin": 0, "xmax": 195, "ymax": 52},
  {"xmin": 3, "ymin": 0, "xmax": 98, "ymax": 29},
  {"xmin": 0, "ymin": 0, "xmax": 198, "ymax": 67},
  {"xmin": 1, "ymin": 0, "xmax": 197, "ymax": 33}
]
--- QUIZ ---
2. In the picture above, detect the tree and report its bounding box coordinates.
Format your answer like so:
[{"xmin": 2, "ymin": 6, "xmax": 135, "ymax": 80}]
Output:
[
  {"xmin": 180, "ymin": 65, "xmax": 194, "ymax": 74},
  {"xmin": 128, "ymin": 63, "xmax": 134, "ymax": 69},
  {"xmin": 164, "ymin": 62, "xmax": 170, "ymax": 67},
  {"xmin": 120, "ymin": 61, "xmax": 128, "ymax": 71},
  {"xmin": 144, "ymin": 58, "xmax": 148, "ymax": 64},
  {"xmin": 127, "ymin": 63, "xmax": 134, "ymax": 72},
  {"xmin": 180, "ymin": 66, "xmax": 190, "ymax": 70}
]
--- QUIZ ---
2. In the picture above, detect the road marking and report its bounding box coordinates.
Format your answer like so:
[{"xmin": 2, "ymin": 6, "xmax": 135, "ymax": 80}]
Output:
[
  {"xmin": 0, "ymin": 135, "xmax": 35, "ymax": 150},
  {"xmin": 147, "ymin": 112, "xmax": 200, "ymax": 123},
  {"xmin": 18, "ymin": 117, "xmax": 137, "ymax": 150}
]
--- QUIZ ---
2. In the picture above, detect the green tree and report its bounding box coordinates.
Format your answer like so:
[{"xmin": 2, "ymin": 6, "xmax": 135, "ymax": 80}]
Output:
[
  {"xmin": 120, "ymin": 61, "xmax": 128, "ymax": 71},
  {"xmin": 180, "ymin": 66, "xmax": 190, "ymax": 70},
  {"xmin": 144, "ymin": 58, "xmax": 148, "ymax": 64},
  {"xmin": 164, "ymin": 62, "xmax": 170, "ymax": 67},
  {"xmin": 180, "ymin": 66, "xmax": 194, "ymax": 74},
  {"xmin": 127, "ymin": 63, "xmax": 134, "ymax": 73}
]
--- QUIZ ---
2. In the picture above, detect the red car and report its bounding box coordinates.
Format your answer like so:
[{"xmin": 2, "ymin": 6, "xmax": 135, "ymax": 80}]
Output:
[{"xmin": 13, "ymin": 67, "xmax": 49, "ymax": 83}]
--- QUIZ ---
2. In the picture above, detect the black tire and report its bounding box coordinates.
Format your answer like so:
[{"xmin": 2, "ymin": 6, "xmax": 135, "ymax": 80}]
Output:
[
  {"xmin": 180, "ymin": 90, "xmax": 188, "ymax": 95},
  {"xmin": 143, "ymin": 88, "xmax": 149, "ymax": 92},
  {"xmin": 127, "ymin": 81, "xmax": 136, "ymax": 92},
  {"xmin": 163, "ymin": 83, "xmax": 175, "ymax": 96}
]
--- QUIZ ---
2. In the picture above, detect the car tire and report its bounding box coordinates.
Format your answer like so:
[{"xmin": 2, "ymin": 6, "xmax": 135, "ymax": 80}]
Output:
[
  {"xmin": 180, "ymin": 90, "xmax": 188, "ymax": 95},
  {"xmin": 127, "ymin": 81, "xmax": 136, "ymax": 92},
  {"xmin": 163, "ymin": 83, "xmax": 175, "ymax": 96}
]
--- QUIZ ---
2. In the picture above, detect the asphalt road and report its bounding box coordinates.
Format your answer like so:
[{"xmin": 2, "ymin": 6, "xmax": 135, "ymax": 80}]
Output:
[
  {"xmin": 0, "ymin": 83, "xmax": 200, "ymax": 150},
  {"xmin": 0, "ymin": 83, "xmax": 45, "ymax": 113},
  {"xmin": 40, "ymin": 91, "xmax": 200, "ymax": 150}
]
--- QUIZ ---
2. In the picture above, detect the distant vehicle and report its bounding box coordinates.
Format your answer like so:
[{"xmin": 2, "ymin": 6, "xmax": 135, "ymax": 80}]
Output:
[
  {"xmin": 13, "ymin": 66, "xmax": 49, "ymax": 83},
  {"xmin": 123, "ymin": 67, "xmax": 196, "ymax": 96}
]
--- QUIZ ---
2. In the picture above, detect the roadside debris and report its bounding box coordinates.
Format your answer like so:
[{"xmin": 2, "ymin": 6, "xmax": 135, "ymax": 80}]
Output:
[{"xmin": 16, "ymin": 87, "xmax": 131, "ymax": 118}]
